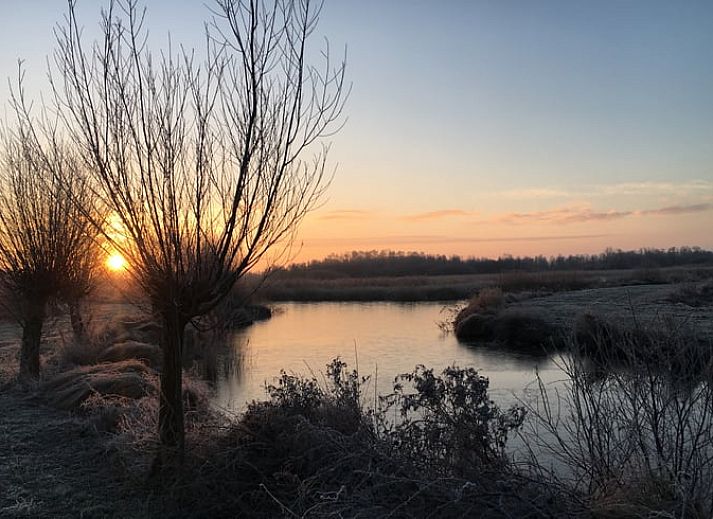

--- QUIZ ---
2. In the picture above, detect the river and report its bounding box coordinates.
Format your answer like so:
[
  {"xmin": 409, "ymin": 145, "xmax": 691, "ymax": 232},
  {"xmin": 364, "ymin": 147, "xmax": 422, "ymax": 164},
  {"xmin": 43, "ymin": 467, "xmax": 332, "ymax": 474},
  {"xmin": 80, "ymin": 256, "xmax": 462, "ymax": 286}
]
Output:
[{"xmin": 211, "ymin": 301, "xmax": 566, "ymax": 413}]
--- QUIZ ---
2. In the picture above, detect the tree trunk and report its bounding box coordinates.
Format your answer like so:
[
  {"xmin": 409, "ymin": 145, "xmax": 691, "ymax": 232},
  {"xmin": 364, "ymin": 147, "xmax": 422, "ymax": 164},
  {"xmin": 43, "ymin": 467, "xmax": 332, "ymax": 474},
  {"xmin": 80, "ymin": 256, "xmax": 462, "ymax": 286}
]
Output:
[
  {"xmin": 19, "ymin": 301, "xmax": 46, "ymax": 380},
  {"xmin": 68, "ymin": 299, "xmax": 87, "ymax": 343},
  {"xmin": 157, "ymin": 311, "xmax": 188, "ymax": 463}
]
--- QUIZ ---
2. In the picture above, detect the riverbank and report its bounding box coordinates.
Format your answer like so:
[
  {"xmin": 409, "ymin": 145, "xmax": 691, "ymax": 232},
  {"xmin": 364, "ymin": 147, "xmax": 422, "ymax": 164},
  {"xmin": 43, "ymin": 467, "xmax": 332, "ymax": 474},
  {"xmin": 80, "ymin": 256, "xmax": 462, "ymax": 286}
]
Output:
[
  {"xmin": 453, "ymin": 279, "xmax": 713, "ymax": 352},
  {"xmin": 257, "ymin": 265, "xmax": 713, "ymax": 302}
]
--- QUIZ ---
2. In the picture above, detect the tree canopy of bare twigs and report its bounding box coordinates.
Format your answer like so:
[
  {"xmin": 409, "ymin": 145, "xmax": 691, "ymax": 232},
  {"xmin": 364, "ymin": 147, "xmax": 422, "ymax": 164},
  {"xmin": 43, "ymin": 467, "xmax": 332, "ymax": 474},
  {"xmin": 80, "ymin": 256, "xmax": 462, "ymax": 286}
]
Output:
[
  {"xmin": 0, "ymin": 97, "xmax": 100, "ymax": 379},
  {"xmin": 50, "ymin": 0, "xmax": 347, "ymax": 460}
]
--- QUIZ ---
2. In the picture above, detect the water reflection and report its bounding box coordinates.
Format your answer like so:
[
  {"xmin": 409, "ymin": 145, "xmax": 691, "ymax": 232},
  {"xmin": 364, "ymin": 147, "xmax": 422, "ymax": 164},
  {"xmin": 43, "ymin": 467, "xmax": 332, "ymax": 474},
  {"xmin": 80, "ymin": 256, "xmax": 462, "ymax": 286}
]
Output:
[
  {"xmin": 184, "ymin": 327, "xmax": 251, "ymax": 386},
  {"xmin": 210, "ymin": 302, "xmax": 565, "ymax": 412},
  {"xmin": 458, "ymin": 339, "xmax": 554, "ymax": 368}
]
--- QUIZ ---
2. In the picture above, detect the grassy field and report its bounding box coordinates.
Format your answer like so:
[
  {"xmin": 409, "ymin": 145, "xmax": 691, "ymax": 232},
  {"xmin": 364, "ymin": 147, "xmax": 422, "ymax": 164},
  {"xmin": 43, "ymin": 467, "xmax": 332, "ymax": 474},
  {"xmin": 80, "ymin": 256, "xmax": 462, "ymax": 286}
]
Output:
[{"xmin": 256, "ymin": 265, "xmax": 713, "ymax": 302}]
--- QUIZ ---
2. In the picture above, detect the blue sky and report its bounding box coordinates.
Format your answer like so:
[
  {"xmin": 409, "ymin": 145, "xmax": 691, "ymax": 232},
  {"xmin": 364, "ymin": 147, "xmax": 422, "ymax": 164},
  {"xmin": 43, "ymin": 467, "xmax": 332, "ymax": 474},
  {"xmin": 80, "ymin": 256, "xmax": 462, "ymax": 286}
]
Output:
[{"xmin": 1, "ymin": 1, "xmax": 711, "ymax": 259}]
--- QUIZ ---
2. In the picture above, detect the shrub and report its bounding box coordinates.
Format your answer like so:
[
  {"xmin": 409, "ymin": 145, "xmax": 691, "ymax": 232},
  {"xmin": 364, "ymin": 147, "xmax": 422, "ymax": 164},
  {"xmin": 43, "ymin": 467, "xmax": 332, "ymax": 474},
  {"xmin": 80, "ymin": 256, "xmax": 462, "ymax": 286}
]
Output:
[
  {"xmin": 454, "ymin": 300, "xmax": 556, "ymax": 351},
  {"xmin": 573, "ymin": 311, "xmax": 709, "ymax": 377},
  {"xmin": 454, "ymin": 312, "xmax": 496, "ymax": 341},
  {"xmin": 163, "ymin": 359, "xmax": 555, "ymax": 518},
  {"xmin": 379, "ymin": 365, "xmax": 525, "ymax": 478}
]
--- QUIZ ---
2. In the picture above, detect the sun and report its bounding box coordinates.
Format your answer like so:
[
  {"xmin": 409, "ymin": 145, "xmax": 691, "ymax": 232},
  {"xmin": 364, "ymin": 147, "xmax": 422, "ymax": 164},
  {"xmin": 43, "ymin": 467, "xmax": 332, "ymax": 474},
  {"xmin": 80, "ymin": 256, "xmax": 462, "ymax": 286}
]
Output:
[{"xmin": 106, "ymin": 253, "xmax": 127, "ymax": 272}]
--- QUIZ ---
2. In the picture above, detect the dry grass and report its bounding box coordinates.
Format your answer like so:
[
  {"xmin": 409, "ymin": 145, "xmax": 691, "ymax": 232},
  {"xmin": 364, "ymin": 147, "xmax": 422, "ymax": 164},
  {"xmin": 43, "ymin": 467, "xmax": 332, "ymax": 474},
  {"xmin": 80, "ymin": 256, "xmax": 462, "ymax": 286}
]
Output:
[
  {"xmin": 98, "ymin": 341, "xmax": 162, "ymax": 367},
  {"xmin": 667, "ymin": 280, "xmax": 713, "ymax": 307},
  {"xmin": 458, "ymin": 287, "xmax": 505, "ymax": 318},
  {"xmin": 497, "ymin": 270, "xmax": 593, "ymax": 293},
  {"xmin": 39, "ymin": 360, "xmax": 154, "ymax": 411},
  {"xmin": 57, "ymin": 337, "xmax": 107, "ymax": 368},
  {"xmin": 258, "ymin": 273, "xmax": 495, "ymax": 302},
  {"xmin": 451, "ymin": 288, "xmax": 557, "ymax": 351},
  {"xmin": 258, "ymin": 266, "xmax": 713, "ymax": 303},
  {"xmin": 522, "ymin": 317, "xmax": 713, "ymax": 517}
]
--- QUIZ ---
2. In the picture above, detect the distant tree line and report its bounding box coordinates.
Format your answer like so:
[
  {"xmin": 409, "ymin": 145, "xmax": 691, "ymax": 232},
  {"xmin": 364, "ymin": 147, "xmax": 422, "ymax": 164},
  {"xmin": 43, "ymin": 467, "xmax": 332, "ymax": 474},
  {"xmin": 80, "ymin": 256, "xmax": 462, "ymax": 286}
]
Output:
[{"xmin": 279, "ymin": 247, "xmax": 713, "ymax": 279}]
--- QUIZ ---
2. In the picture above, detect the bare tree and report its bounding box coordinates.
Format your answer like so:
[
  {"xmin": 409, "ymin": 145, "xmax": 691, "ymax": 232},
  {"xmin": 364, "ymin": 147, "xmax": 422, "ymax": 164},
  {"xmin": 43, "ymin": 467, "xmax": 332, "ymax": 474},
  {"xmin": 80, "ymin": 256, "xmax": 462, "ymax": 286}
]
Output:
[
  {"xmin": 0, "ymin": 102, "xmax": 99, "ymax": 379},
  {"xmin": 51, "ymin": 0, "xmax": 346, "ymax": 459},
  {"xmin": 57, "ymin": 178, "xmax": 104, "ymax": 343}
]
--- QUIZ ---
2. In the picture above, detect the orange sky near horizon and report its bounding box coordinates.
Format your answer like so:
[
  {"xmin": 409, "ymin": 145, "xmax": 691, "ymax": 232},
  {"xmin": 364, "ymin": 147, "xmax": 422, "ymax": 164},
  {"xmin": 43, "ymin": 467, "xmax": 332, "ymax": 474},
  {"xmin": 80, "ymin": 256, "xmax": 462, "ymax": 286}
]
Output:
[{"xmin": 290, "ymin": 179, "xmax": 713, "ymax": 263}]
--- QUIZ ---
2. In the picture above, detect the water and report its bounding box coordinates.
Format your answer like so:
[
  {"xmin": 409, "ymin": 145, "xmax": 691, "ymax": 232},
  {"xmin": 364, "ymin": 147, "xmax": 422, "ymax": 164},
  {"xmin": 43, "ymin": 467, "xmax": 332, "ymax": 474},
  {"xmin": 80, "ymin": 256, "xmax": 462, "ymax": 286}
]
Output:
[{"xmin": 212, "ymin": 301, "xmax": 566, "ymax": 413}]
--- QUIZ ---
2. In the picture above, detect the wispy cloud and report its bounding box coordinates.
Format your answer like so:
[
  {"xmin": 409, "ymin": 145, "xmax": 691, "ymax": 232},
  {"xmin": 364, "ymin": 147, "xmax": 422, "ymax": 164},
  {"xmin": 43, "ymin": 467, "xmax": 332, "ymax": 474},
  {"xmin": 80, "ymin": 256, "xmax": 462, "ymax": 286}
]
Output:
[
  {"xmin": 596, "ymin": 180, "xmax": 713, "ymax": 197},
  {"xmin": 498, "ymin": 202, "xmax": 713, "ymax": 225},
  {"xmin": 402, "ymin": 209, "xmax": 477, "ymax": 221},
  {"xmin": 495, "ymin": 188, "xmax": 572, "ymax": 200},
  {"xmin": 495, "ymin": 180, "xmax": 713, "ymax": 201},
  {"xmin": 640, "ymin": 202, "xmax": 713, "ymax": 216},
  {"xmin": 304, "ymin": 233, "xmax": 612, "ymax": 246},
  {"xmin": 499, "ymin": 206, "xmax": 630, "ymax": 225},
  {"xmin": 318, "ymin": 209, "xmax": 374, "ymax": 220}
]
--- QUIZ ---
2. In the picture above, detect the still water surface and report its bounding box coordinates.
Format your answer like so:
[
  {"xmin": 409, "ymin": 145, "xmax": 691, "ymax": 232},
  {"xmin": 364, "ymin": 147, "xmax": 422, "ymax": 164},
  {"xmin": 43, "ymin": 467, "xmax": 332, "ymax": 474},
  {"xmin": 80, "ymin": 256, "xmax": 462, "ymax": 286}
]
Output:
[{"xmin": 212, "ymin": 302, "xmax": 565, "ymax": 412}]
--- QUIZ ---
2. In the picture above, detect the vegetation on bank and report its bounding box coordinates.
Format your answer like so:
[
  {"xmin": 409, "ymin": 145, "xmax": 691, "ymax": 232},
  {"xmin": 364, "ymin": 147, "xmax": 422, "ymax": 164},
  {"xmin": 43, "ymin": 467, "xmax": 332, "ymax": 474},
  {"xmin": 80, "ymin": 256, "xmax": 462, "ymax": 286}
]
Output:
[
  {"xmin": 452, "ymin": 288, "xmax": 557, "ymax": 350},
  {"xmin": 524, "ymin": 323, "xmax": 713, "ymax": 517},
  {"xmin": 256, "ymin": 252, "xmax": 713, "ymax": 302},
  {"xmin": 156, "ymin": 360, "xmax": 568, "ymax": 518},
  {"xmin": 452, "ymin": 277, "xmax": 713, "ymax": 355},
  {"xmin": 278, "ymin": 247, "xmax": 713, "ymax": 279}
]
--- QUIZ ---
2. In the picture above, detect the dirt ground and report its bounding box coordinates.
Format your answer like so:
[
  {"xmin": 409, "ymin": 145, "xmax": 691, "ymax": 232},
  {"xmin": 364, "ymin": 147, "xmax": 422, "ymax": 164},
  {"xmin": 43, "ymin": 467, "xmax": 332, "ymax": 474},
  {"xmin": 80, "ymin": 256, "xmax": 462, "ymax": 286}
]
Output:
[
  {"xmin": 0, "ymin": 302, "xmax": 154, "ymax": 519},
  {"xmin": 0, "ymin": 386, "xmax": 151, "ymax": 519}
]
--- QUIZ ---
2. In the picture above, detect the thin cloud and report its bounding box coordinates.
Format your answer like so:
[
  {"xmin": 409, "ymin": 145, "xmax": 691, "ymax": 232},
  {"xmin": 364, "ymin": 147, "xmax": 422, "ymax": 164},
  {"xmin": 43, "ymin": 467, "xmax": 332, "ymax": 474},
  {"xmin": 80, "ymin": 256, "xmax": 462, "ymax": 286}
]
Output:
[
  {"xmin": 496, "ymin": 188, "xmax": 572, "ymax": 200},
  {"xmin": 639, "ymin": 202, "xmax": 713, "ymax": 216},
  {"xmin": 402, "ymin": 209, "xmax": 477, "ymax": 221},
  {"xmin": 304, "ymin": 233, "xmax": 611, "ymax": 246},
  {"xmin": 318, "ymin": 209, "xmax": 374, "ymax": 220},
  {"xmin": 498, "ymin": 202, "xmax": 713, "ymax": 225},
  {"xmin": 495, "ymin": 180, "xmax": 713, "ymax": 201},
  {"xmin": 497, "ymin": 206, "xmax": 623, "ymax": 224},
  {"xmin": 597, "ymin": 180, "xmax": 713, "ymax": 197}
]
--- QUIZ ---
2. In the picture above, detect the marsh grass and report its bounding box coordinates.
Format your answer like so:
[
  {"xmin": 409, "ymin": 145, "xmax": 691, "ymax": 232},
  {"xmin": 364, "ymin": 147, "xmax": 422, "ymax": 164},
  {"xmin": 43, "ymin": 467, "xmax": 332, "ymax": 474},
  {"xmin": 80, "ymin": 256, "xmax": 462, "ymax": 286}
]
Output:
[
  {"xmin": 56, "ymin": 323, "xmax": 110, "ymax": 368},
  {"xmin": 259, "ymin": 275, "xmax": 483, "ymax": 302},
  {"xmin": 259, "ymin": 266, "xmax": 713, "ymax": 303},
  {"xmin": 667, "ymin": 280, "xmax": 713, "ymax": 308},
  {"xmin": 451, "ymin": 287, "xmax": 558, "ymax": 352},
  {"xmin": 497, "ymin": 270, "xmax": 593, "ymax": 293},
  {"xmin": 521, "ymin": 319, "xmax": 713, "ymax": 517}
]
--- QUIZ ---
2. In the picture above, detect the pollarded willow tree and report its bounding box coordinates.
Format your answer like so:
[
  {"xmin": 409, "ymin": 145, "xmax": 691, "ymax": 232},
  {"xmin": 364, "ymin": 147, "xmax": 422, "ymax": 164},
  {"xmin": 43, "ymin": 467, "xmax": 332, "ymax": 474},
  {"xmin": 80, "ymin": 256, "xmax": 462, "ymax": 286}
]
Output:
[
  {"xmin": 0, "ymin": 103, "xmax": 100, "ymax": 379},
  {"xmin": 51, "ymin": 0, "xmax": 347, "ymax": 457}
]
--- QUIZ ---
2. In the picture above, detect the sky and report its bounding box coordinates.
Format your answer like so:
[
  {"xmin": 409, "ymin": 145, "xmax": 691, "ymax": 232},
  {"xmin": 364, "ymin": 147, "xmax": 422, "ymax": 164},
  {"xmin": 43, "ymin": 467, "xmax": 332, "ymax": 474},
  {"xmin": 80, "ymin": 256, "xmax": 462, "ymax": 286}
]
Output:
[{"xmin": 1, "ymin": 0, "xmax": 712, "ymax": 262}]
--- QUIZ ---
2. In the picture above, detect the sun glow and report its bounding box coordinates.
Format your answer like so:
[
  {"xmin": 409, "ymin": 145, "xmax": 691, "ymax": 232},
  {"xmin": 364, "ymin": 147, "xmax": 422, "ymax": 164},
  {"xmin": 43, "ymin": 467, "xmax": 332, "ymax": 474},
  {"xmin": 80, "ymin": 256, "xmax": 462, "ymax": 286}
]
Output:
[{"xmin": 106, "ymin": 253, "xmax": 128, "ymax": 272}]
